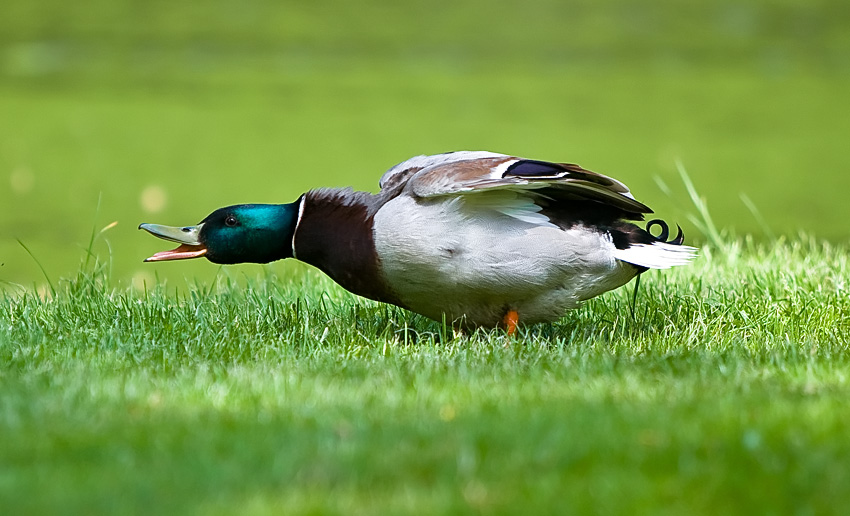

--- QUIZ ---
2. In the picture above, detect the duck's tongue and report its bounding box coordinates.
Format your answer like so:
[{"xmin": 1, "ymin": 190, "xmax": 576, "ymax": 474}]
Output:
[
  {"xmin": 144, "ymin": 244, "xmax": 207, "ymax": 262},
  {"xmin": 139, "ymin": 223, "xmax": 207, "ymax": 262}
]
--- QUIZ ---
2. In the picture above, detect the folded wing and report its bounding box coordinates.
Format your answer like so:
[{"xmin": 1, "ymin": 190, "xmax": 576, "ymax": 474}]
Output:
[{"xmin": 394, "ymin": 152, "xmax": 652, "ymax": 218}]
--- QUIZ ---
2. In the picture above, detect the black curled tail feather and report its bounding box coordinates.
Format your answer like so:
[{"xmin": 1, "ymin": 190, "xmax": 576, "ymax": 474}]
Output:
[
  {"xmin": 646, "ymin": 219, "xmax": 684, "ymax": 245},
  {"xmin": 630, "ymin": 219, "xmax": 687, "ymax": 317}
]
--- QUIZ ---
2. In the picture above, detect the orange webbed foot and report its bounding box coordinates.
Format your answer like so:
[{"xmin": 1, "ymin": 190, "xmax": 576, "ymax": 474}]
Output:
[{"xmin": 503, "ymin": 309, "xmax": 519, "ymax": 337}]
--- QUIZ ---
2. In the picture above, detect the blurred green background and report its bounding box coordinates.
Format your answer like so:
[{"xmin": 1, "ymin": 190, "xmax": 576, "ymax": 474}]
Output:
[{"xmin": 2, "ymin": 0, "xmax": 849, "ymax": 291}]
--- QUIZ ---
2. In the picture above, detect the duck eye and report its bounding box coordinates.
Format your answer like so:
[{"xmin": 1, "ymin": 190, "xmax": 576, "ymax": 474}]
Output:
[{"xmin": 225, "ymin": 215, "xmax": 238, "ymax": 227}]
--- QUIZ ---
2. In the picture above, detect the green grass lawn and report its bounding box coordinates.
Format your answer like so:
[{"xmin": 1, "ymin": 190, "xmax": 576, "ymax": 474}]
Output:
[{"xmin": 2, "ymin": 237, "xmax": 849, "ymax": 515}]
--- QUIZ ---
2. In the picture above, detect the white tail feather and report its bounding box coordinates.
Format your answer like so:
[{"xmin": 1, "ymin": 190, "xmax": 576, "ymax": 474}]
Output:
[{"xmin": 613, "ymin": 242, "xmax": 698, "ymax": 269}]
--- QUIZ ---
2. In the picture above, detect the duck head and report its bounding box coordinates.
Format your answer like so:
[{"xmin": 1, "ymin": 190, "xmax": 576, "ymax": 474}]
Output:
[{"xmin": 140, "ymin": 202, "xmax": 300, "ymax": 264}]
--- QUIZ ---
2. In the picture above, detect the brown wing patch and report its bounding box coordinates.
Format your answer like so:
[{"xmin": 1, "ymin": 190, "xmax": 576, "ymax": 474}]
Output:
[{"xmin": 408, "ymin": 157, "xmax": 513, "ymax": 197}]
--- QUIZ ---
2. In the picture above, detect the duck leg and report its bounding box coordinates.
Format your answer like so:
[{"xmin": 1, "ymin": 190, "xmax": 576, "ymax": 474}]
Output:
[{"xmin": 503, "ymin": 309, "xmax": 519, "ymax": 336}]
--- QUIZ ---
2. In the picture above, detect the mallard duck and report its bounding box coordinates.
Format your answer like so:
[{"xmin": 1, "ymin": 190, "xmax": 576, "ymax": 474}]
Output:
[{"xmin": 140, "ymin": 151, "xmax": 696, "ymax": 333}]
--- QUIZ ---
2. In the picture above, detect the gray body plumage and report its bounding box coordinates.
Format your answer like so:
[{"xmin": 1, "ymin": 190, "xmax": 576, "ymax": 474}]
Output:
[{"xmin": 373, "ymin": 194, "xmax": 637, "ymax": 326}]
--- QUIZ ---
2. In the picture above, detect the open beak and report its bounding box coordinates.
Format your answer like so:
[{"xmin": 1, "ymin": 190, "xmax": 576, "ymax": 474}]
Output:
[{"xmin": 139, "ymin": 223, "xmax": 207, "ymax": 262}]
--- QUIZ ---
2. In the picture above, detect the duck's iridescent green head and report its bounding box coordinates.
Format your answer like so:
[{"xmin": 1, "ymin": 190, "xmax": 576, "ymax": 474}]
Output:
[{"xmin": 140, "ymin": 202, "xmax": 300, "ymax": 264}]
